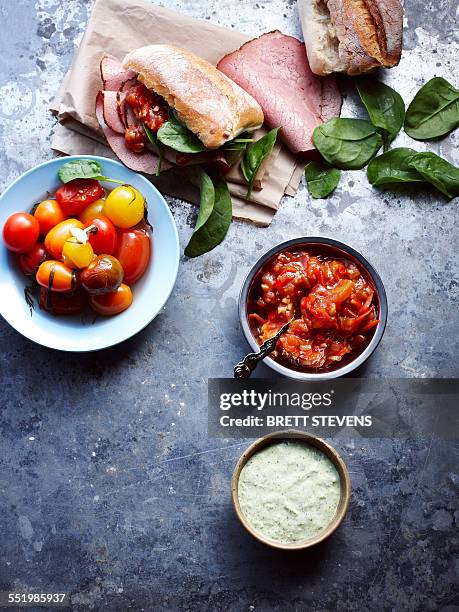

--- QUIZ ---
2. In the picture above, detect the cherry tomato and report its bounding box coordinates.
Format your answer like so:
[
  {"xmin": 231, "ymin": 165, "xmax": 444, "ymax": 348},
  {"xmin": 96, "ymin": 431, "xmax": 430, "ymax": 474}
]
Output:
[
  {"xmin": 34, "ymin": 199, "xmax": 66, "ymax": 235},
  {"xmin": 78, "ymin": 198, "xmax": 105, "ymax": 224},
  {"xmin": 104, "ymin": 185, "xmax": 145, "ymax": 228},
  {"xmin": 84, "ymin": 216, "xmax": 117, "ymax": 255},
  {"xmin": 39, "ymin": 288, "xmax": 88, "ymax": 316},
  {"xmin": 16, "ymin": 242, "xmax": 47, "ymax": 276},
  {"xmin": 80, "ymin": 255, "xmax": 124, "ymax": 295},
  {"xmin": 62, "ymin": 237, "xmax": 94, "ymax": 269},
  {"xmin": 3, "ymin": 212, "xmax": 40, "ymax": 253},
  {"xmin": 44, "ymin": 218, "xmax": 83, "ymax": 259},
  {"xmin": 36, "ymin": 260, "xmax": 78, "ymax": 292},
  {"xmin": 56, "ymin": 179, "xmax": 104, "ymax": 216},
  {"xmin": 90, "ymin": 284, "xmax": 133, "ymax": 315},
  {"xmin": 114, "ymin": 226, "xmax": 151, "ymax": 284}
]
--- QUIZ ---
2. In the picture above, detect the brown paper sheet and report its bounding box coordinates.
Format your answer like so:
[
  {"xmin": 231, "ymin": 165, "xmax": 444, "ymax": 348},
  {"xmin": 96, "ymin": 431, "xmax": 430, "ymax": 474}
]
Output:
[{"xmin": 50, "ymin": 0, "xmax": 304, "ymax": 225}]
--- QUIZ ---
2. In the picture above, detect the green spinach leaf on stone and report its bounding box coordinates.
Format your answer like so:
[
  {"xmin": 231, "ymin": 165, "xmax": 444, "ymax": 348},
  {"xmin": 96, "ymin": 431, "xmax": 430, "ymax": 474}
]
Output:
[
  {"xmin": 408, "ymin": 152, "xmax": 459, "ymax": 198},
  {"xmin": 304, "ymin": 161, "xmax": 341, "ymax": 198},
  {"xmin": 356, "ymin": 78, "xmax": 405, "ymax": 149},
  {"xmin": 313, "ymin": 118, "xmax": 383, "ymax": 169},
  {"xmin": 367, "ymin": 148, "xmax": 425, "ymax": 186},
  {"xmin": 404, "ymin": 77, "xmax": 459, "ymax": 140}
]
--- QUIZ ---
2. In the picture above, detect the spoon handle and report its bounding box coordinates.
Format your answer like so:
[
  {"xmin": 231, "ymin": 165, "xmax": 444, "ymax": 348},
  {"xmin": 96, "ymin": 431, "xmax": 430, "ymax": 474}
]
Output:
[{"xmin": 234, "ymin": 321, "xmax": 291, "ymax": 380}]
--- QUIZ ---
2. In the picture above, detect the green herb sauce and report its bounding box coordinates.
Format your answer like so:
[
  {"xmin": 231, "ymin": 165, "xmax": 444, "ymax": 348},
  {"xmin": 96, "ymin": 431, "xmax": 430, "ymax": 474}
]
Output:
[{"xmin": 238, "ymin": 441, "xmax": 341, "ymax": 544}]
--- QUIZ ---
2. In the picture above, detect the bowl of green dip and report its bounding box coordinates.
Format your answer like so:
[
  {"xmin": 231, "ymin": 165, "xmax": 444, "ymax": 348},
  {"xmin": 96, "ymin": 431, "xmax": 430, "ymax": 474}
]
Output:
[{"xmin": 232, "ymin": 430, "xmax": 351, "ymax": 550}]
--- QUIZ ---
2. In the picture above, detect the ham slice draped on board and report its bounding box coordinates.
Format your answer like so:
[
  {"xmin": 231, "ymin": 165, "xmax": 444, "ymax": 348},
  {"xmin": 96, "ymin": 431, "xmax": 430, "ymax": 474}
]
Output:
[{"xmin": 217, "ymin": 31, "xmax": 342, "ymax": 155}]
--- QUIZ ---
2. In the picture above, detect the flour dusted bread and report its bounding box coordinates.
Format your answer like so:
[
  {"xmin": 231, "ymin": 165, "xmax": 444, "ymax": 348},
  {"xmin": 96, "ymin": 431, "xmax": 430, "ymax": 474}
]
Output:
[
  {"xmin": 298, "ymin": 0, "xmax": 403, "ymax": 76},
  {"xmin": 123, "ymin": 45, "xmax": 264, "ymax": 149}
]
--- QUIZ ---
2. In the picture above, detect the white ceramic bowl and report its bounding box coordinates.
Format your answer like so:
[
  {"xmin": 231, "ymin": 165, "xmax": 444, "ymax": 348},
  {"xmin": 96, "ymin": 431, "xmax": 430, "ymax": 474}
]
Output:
[{"xmin": 0, "ymin": 156, "xmax": 179, "ymax": 351}]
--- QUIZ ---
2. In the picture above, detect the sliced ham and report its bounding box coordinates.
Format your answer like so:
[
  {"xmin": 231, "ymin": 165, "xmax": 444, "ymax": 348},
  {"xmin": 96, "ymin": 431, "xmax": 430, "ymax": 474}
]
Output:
[
  {"xmin": 95, "ymin": 92, "xmax": 168, "ymax": 175},
  {"xmin": 217, "ymin": 31, "xmax": 342, "ymax": 155},
  {"xmin": 102, "ymin": 91, "xmax": 125, "ymax": 134},
  {"xmin": 100, "ymin": 54, "xmax": 137, "ymax": 92}
]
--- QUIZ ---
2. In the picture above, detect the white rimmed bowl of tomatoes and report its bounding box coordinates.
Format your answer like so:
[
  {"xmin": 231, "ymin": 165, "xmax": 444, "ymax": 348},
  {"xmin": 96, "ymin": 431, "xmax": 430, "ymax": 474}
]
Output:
[{"xmin": 0, "ymin": 156, "xmax": 179, "ymax": 351}]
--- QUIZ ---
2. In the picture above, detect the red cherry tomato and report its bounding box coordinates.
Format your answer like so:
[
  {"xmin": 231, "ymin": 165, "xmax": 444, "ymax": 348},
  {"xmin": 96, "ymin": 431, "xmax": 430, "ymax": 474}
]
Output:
[
  {"xmin": 56, "ymin": 179, "xmax": 104, "ymax": 216},
  {"xmin": 39, "ymin": 288, "xmax": 88, "ymax": 316},
  {"xmin": 3, "ymin": 212, "xmax": 40, "ymax": 253},
  {"xmin": 90, "ymin": 284, "xmax": 133, "ymax": 315},
  {"xmin": 16, "ymin": 242, "xmax": 47, "ymax": 276},
  {"xmin": 114, "ymin": 226, "xmax": 151, "ymax": 285},
  {"xmin": 36, "ymin": 260, "xmax": 78, "ymax": 292},
  {"xmin": 34, "ymin": 199, "xmax": 66, "ymax": 235},
  {"xmin": 84, "ymin": 216, "xmax": 117, "ymax": 255}
]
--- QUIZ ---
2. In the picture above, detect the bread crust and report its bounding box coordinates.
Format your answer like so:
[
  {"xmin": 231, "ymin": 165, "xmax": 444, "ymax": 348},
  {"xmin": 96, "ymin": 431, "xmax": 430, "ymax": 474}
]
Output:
[
  {"xmin": 298, "ymin": 0, "xmax": 403, "ymax": 76},
  {"xmin": 122, "ymin": 45, "xmax": 264, "ymax": 149},
  {"xmin": 329, "ymin": 0, "xmax": 403, "ymax": 74}
]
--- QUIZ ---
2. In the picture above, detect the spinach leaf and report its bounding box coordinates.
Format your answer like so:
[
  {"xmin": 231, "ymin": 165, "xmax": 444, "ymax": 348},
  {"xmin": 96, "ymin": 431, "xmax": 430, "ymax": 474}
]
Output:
[
  {"xmin": 144, "ymin": 125, "xmax": 164, "ymax": 176},
  {"xmin": 223, "ymin": 133, "xmax": 252, "ymax": 166},
  {"xmin": 184, "ymin": 175, "xmax": 232, "ymax": 257},
  {"xmin": 157, "ymin": 114, "xmax": 207, "ymax": 153},
  {"xmin": 367, "ymin": 148, "xmax": 425, "ymax": 186},
  {"xmin": 404, "ymin": 77, "xmax": 459, "ymax": 140},
  {"xmin": 313, "ymin": 118, "xmax": 383, "ymax": 169},
  {"xmin": 58, "ymin": 159, "xmax": 124, "ymax": 184},
  {"xmin": 241, "ymin": 127, "xmax": 280, "ymax": 198},
  {"xmin": 304, "ymin": 161, "xmax": 341, "ymax": 198},
  {"xmin": 356, "ymin": 78, "xmax": 405, "ymax": 149},
  {"xmin": 194, "ymin": 169, "xmax": 215, "ymax": 233},
  {"xmin": 407, "ymin": 152, "xmax": 459, "ymax": 199}
]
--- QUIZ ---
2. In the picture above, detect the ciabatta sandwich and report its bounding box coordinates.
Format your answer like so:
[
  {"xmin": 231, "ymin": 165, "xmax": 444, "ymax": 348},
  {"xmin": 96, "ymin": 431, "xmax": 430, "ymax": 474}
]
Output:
[{"xmin": 122, "ymin": 45, "xmax": 264, "ymax": 150}]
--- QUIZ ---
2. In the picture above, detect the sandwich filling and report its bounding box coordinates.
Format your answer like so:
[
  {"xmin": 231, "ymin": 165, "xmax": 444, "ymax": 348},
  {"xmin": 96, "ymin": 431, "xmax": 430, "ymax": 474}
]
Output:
[{"xmin": 123, "ymin": 83, "xmax": 169, "ymax": 153}]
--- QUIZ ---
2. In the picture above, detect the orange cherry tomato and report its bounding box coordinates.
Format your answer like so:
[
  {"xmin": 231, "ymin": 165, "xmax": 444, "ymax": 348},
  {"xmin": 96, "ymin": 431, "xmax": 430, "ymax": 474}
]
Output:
[
  {"xmin": 36, "ymin": 260, "xmax": 78, "ymax": 292},
  {"xmin": 44, "ymin": 218, "xmax": 83, "ymax": 259},
  {"xmin": 114, "ymin": 226, "xmax": 151, "ymax": 284},
  {"xmin": 78, "ymin": 198, "xmax": 105, "ymax": 224},
  {"xmin": 34, "ymin": 199, "xmax": 66, "ymax": 235},
  {"xmin": 39, "ymin": 288, "xmax": 88, "ymax": 316},
  {"xmin": 90, "ymin": 284, "xmax": 133, "ymax": 315},
  {"xmin": 16, "ymin": 242, "xmax": 47, "ymax": 276},
  {"xmin": 3, "ymin": 212, "xmax": 40, "ymax": 253}
]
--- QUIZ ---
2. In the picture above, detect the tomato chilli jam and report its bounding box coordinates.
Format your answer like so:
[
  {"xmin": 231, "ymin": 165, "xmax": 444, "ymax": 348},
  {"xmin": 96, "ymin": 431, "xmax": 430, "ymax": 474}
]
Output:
[{"xmin": 247, "ymin": 247, "xmax": 380, "ymax": 371}]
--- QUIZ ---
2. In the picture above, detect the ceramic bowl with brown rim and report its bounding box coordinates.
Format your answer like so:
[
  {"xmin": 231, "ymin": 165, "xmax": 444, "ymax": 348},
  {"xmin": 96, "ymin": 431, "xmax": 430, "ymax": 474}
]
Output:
[{"xmin": 231, "ymin": 430, "xmax": 351, "ymax": 550}]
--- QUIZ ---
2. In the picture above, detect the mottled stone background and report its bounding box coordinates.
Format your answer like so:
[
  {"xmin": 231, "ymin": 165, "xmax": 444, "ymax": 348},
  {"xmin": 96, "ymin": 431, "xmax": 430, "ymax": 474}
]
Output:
[{"xmin": 0, "ymin": 0, "xmax": 458, "ymax": 610}]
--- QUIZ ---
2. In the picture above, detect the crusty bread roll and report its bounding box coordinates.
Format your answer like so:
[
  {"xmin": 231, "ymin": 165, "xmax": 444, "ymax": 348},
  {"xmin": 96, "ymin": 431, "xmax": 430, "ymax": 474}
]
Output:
[
  {"xmin": 123, "ymin": 45, "xmax": 264, "ymax": 149},
  {"xmin": 298, "ymin": 0, "xmax": 403, "ymax": 76}
]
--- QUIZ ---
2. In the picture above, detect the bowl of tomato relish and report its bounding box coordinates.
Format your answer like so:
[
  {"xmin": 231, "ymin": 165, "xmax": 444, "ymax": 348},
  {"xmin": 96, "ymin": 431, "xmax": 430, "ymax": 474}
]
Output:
[{"xmin": 240, "ymin": 237, "xmax": 387, "ymax": 380}]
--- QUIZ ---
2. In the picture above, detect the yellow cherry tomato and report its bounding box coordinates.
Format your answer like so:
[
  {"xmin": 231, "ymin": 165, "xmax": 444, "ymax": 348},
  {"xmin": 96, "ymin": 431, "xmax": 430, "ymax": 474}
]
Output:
[
  {"xmin": 62, "ymin": 236, "xmax": 94, "ymax": 269},
  {"xmin": 104, "ymin": 185, "xmax": 145, "ymax": 228},
  {"xmin": 44, "ymin": 218, "xmax": 83, "ymax": 259},
  {"xmin": 78, "ymin": 198, "xmax": 106, "ymax": 224}
]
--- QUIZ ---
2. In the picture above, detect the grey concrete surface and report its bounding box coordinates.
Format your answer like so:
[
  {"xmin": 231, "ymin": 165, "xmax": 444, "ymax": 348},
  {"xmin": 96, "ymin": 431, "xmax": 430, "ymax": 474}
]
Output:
[{"xmin": 0, "ymin": 0, "xmax": 458, "ymax": 610}]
